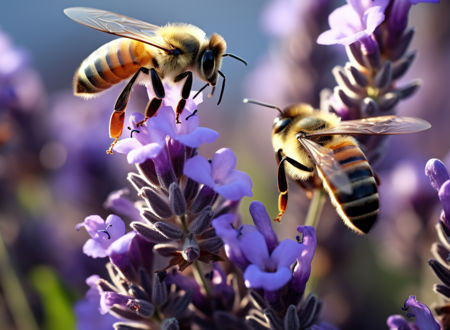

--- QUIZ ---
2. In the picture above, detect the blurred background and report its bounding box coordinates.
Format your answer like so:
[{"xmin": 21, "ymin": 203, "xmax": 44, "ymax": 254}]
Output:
[{"xmin": 0, "ymin": 0, "xmax": 449, "ymax": 329}]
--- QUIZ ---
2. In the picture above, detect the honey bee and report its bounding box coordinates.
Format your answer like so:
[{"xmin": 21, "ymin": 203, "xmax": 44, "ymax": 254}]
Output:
[
  {"xmin": 244, "ymin": 99, "xmax": 431, "ymax": 234},
  {"xmin": 64, "ymin": 7, "xmax": 246, "ymax": 153}
]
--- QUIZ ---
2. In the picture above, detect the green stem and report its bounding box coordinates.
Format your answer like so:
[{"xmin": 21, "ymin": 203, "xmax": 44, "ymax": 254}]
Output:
[
  {"xmin": 0, "ymin": 232, "xmax": 38, "ymax": 330},
  {"xmin": 304, "ymin": 189, "xmax": 326, "ymax": 228},
  {"xmin": 192, "ymin": 261, "xmax": 212, "ymax": 297}
]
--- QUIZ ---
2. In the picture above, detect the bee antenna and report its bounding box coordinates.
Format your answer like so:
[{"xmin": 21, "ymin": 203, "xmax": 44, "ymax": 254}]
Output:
[
  {"xmin": 243, "ymin": 98, "xmax": 282, "ymax": 114},
  {"xmin": 217, "ymin": 70, "xmax": 226, "ymax": 105},
  {"xmin": 222, "ymin": 53, "xmax": 248, "ymax": 66}
]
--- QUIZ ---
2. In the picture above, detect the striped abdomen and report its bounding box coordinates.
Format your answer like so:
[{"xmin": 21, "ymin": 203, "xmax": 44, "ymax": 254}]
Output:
[
  {"xmin": 74, "ymin": 38, "xmax": 152, "ymax": 96},
  {"xmin": 322, "ymin": 141, "xmax": 379, "ymax": 234}
]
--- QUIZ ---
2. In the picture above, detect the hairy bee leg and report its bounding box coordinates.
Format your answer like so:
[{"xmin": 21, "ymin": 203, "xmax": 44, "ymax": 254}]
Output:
[
  {"xmin": 108, "ymin": 67, "xmax": 150, "ymax": 154},
  {"xmin": 136, "ymin": 68, "xmax": 165, "ymax": 127},
  {"xmin": 174, "ymin": 71, "xmax": 193, "ymax": 123}
]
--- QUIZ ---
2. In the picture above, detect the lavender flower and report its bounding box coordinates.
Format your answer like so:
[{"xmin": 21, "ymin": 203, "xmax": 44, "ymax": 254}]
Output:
[
  {"xmin": 76, "ymin": 215, "xmax": 126, "ymax": 258},
  {"xmin": 318, "ymin": 0, "xmax": 438, "ymax": 162},
  {"xmin": 387, "ymin": 296, "xmax": 440, "ymax": 330},
  {"xmin": 425, "ymin": 157, "xmax": 450, "ymax": 328},
  {"xmin": 317, "ymin": 0, "xmax": 389, "ymax": 46},
  {"xmin": 74, "ymin": 275, "xmax": 118, "ymax": 330},
  {"xmin": 184, "ymin": 148, "xmax": 253, "ymax": 201},
  {"xmin": 213, "ymin": 201, "xmax": 324, "ymax": 329}
]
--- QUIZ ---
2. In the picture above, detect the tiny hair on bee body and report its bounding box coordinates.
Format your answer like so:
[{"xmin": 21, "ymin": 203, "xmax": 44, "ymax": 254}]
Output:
[
  {"xmin": 243, "ymin": 98, "xmax": 431, "ymax": 234},
  {"xmin": 64, "ymin": 7, "xmax": 247, "ymax": 154}
]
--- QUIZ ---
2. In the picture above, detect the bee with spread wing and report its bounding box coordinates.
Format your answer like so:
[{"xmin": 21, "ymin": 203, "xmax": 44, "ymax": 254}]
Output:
[
  {"xmin": 244, "ymin": 100, "xmax": 431, "ymax": 234},
  {"xmin": 64, "ymin": 7, "xmax": 246, "ymax": 153}
]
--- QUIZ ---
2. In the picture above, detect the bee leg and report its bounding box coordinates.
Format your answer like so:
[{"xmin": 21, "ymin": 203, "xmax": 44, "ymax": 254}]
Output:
[
  {"xmin": 107, "ymin": 67, "xmax": 150, "ymax": 154},
  {"xmin": 174, "ymin": 71, "xmax": 193, "ymax": 123},
  {"xmin": 275, "ymin": 155, "xmax": 313, "ymax": 221},
  {"xmin": 136, "ymin": 68, "xmax": 165, "ymax": 127},
  {"xmin": 275, "ymin": 157, "xmax": 289, "ymax": 222}
]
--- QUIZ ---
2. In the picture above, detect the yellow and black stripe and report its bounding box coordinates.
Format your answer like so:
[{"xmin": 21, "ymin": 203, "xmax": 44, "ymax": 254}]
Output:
[
  {"xmin": 323, "ymin": 141, "xmax": 379, "ymax": 234},
  {"xmin": 74, "ymin": 38, "xmax": 151, "ymax": 95}
]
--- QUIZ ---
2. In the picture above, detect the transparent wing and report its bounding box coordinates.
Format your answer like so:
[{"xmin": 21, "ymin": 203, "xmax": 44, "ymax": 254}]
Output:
[
  {"xmin": 64, "ymin": 7, "xmax": 175, "ymax": 53},
  {"xmin": 297, "ymin": 136, "xmax": 353, "ymax": 194},
  {"xmin": 306, "ymin": 116, "xmax": 431, "ymax": 138}
]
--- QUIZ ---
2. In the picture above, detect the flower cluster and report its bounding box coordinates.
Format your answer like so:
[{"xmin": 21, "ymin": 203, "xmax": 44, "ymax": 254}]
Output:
[
  {"xmin": 319, "ymin": 0, "xmax": 437, "ymax": 162},
  {"xmin": 425, "ymin": 158, "xmax": 450, "ymax": 328}
]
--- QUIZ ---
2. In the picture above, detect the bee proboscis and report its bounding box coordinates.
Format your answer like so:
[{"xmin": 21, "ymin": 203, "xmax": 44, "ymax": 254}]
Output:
[
  {"xmin": 244, "ymin": 99, "xmax": 431, "ymax": 234},
  {"xmin": 64, "ymin": 7, "xmax": 246, "ymax": 153}
]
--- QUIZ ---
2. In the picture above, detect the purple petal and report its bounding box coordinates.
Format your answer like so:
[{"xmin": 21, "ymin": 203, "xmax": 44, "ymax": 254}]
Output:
[
  {"xmin": 212, "ymin": 214, "xmax": 251, "ymax": 270},
  {"xmin": 249, "ymin": 201, "xmax": 278, "ymax": 252},
  {"xmin": 240, "ymin": 230, "xmax": 269, "ymax": 269},
  {"xmin": 291, "ymin": 226, "xmax": 317, "ymax": 295},
  {"xmin": 113, "ymin": 138, "xmax": 142, "ymax": 155},
  {"xmin": 176, "ymin": 127, "xmax": 218, "ymax": 147},
  {"xmin": 425, "ymin": 158, "xmax": 449, "ymax": 192},
  {"xmin": 211, "ymin": 148, "xmax": 237, "ymax": 183},
  {"xmin": 271, "ymin": 239, "xmax": 303, "ymax": 268},
  {"xmin": 328, "ymin": 4, "xmax": 361, "ymax": 31},
  {"xmin": 107, "ymin": 232, "xmax": 138, "ymax": 279},
  {"xmin": 363, "ymin": 6, "xmax": 386, "ymax": 34},
  {"xmin": 216, "ymin": 170, "xmax": 253, "ymax": 200},
  {"xmin": 244, "ymin": 264, "xmax": 292, "ymax": 291},
  {"xmin": 127, "ymin": 142, "xmax": 164, "ymax": 164},
  {"xmin": 439, "ymin": 181, "xmax": 450, "ymax": 221},
  {"xmin": 104, "ymin": 215, "xmax": 126, "ymax": 240},
  {"xmin": 104, "ymin": 189, "xmax": 142, "ymax": 222},
  {"xmin": 183, "ymin": 155, "xmax": 215, "ymax": 186},
  {"xmin": 74, "ymin": 275, "xmax": 117, "ymax": 329},
  {"xmin": 76, "ymin": 215, "xmax": 104, "ymax": 237},
  {"xmin": 82, "ymin": 238, "xmax": 109, "ymax": 258},
  {"xmin": 386, "ymin": 315, "xmax": 411, "ymax": 330},
  {"xmin": 147, "ymin": 106, "xmax": 176, "ymax": 136},
  {"xmin": 99, "ymin": 292, "xmax": 130, "ymax": 314},
  {"xmin": 402, "ymin": 296, "xmax": 439, "ymax": 330},
  {"xmin": 107, "ymin": 231, "xmax": 136, "ymax": 256},
  {"xmin": 409, "ymin": 0, "xmax": 439, "ymax": 3}
]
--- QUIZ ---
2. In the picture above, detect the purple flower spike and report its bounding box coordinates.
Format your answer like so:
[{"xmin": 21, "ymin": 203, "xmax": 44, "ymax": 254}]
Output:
[
  {"xmin": 76, "ymin": 215, "xmax": 126, "ymax": 258},
  {"xmin": 425, "ymin": 158, "xmax": 449, "ymax": 192},
  {"xmin": 291, "ymin": 226, "xmax": 317, "ymax": 296},
  {"xmin": 184, "ymin": 148, "xmax": 253, "ymax": 201},
  {"xmin": 402, "ymin": 296, "xmax": 440, "ymax": 330},
  {"xmin": 317, "ymin": 0, "xmax": 389, "ymax": 46},
  {"xmin": 241, "ymin": 230, "xmax": 303, "ymax": 291}
]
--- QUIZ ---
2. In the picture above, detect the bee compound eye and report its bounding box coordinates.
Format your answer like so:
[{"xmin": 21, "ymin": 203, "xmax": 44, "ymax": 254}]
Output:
[
  {"xmin": 201, "ymin": 50, "xmax": 215, "ymax": 78},
  {"xmin": 273, "ymin": 117, "xmax": 291, "ymax": 133}
]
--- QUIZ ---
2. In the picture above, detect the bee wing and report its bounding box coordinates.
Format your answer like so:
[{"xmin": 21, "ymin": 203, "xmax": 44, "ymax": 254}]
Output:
[
  {"xmin": 64, "ymin": 7, "xmax": 175, "ymax": 53},
  {"xmin": 306, "ymin": 116, "xmax": 431, "ymax": 137},
  {"xmin": 297, "ymin": 136, "xmax": 353, "ymax": 194}
]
